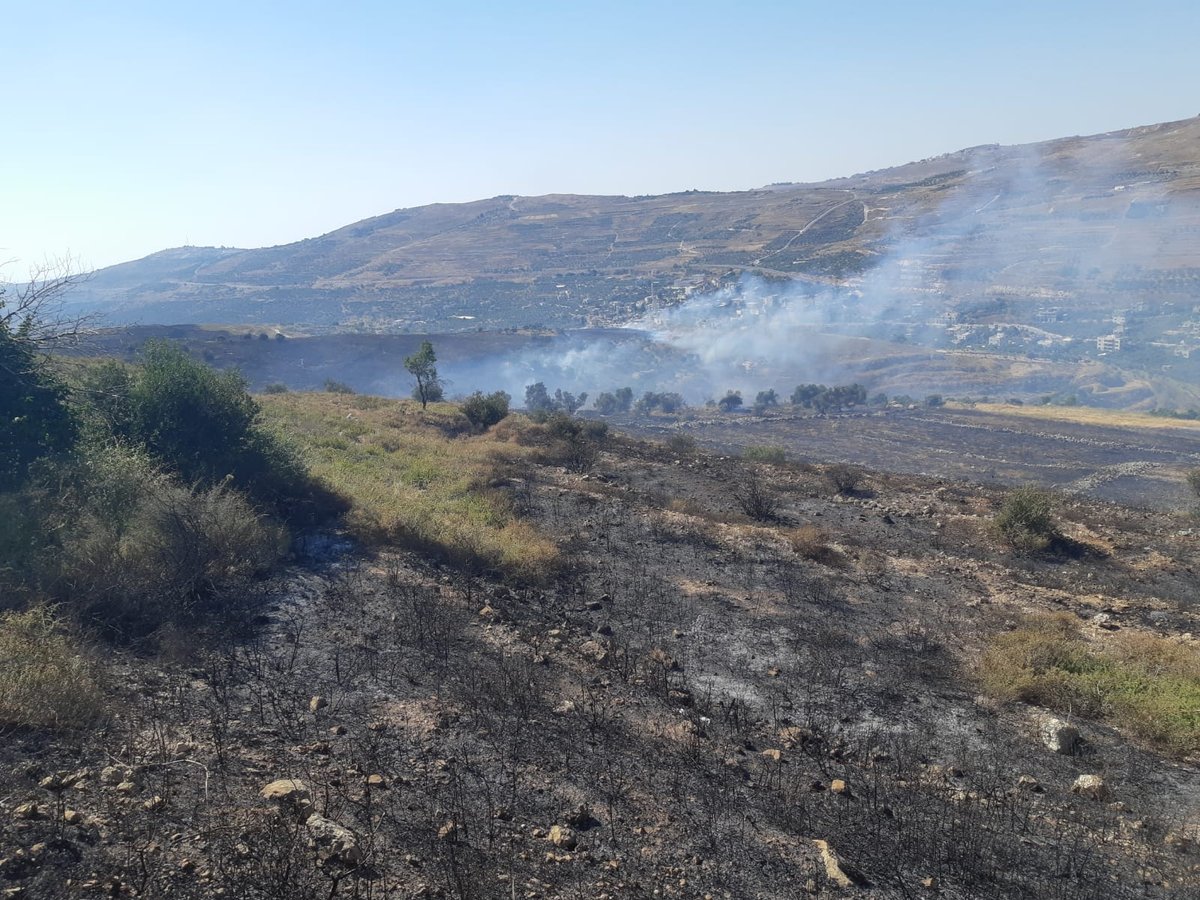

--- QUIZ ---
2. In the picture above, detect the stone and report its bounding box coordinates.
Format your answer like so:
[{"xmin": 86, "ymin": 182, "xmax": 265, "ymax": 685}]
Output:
[
  {"xmin": 437, "ymin": 821, "xmax": 461, "ymax": 842},
  {"xmin": 143, "ymin": 796, "xmax": 164, "ymax": 811},
  {"xmin": 1038, "ymin": 716, "xmax": 1080, "ymax": 754},
  {"xmin": 761, "ymin": 749, "xmax": 782, "ymax": 762},
  {"xmin": 813, "ymin": 839, "xmax": 865, "ymax": 889},
  {"xmin": 1071, "ymin": 774, "xmax": 1109, "ymax": 800},
  {"xmin": 100, "ymin": 766, "xmax": 123, "ymax": 786},
  {"xmin": 62, "ymin": 809, "xmax": 83, "ymax": 825},
  {"xmin": 309, "ymin": 696, "xmax": 328, "ymax": 713},
  {"xmin": 13, "ymin": 802, "xmax": 43, "ymax": 820},
  {"xmin": 259, "ymin": 779, "xmax": 312, "ymax": 816},
  {"xmin": 306, "ymin": 813, "xmax": 363, "ymax": 865},
  {"xmin": 1016, "ymin": 775, "xmax": 1041, "ymax": 792},
  {"xmin": 366, "ymin": 774, "xmax": 388, "ymax": 789},
  {"xmin": 547, "ymin": 825, "xmax": 577, "ymax": 850},
  {"xmin": 115, "ymin": 781, "xmax": 138, "ymax": 794},
  {"xmin": 579, "ymin": 640, "xmax": 609, "ymax": 665},
  {"xmin": 830, "ymin": 779, "xmax": 848, "ymax": 795}
]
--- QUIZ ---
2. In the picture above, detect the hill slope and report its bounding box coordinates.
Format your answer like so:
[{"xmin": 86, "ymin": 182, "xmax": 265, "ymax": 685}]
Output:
[{"xmin": 69, "ymin": 117, "xmax": 1200, "ymax": 332}]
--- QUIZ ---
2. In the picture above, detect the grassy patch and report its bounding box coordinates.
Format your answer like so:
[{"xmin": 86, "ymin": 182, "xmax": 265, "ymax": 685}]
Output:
[
  {"xmin": 0, "ymin": 607, "xmax": 106, "ymax": 731},
  {"xmin": 980, "ymin": 613, "xmax": 1200, "ymax": 756},
  {"xmin": 260, "ymin": 393, "xmax": 559, "ymax": 582}
]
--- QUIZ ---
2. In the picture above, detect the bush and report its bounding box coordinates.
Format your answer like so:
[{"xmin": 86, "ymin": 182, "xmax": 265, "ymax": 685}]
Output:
[
  {"xmin": 0, "ymin": 326, "xmax": 77, "ymax": 490},
  {"xmin": 994, "ymin": 486, "xmax": 1059, "ymax": 552},
  {"xmin": 665, "ymin": 433, "xmax": 697, "ymax": 455},
  {"xmin": 788, "ymin": 525, "xmax": 846, "ymax": 568},
  {"xmin": 980, "ymin": 613, "xmax": 1200, "ymax": 756},
  {"xmin": 635, "ymin": 391, "xmax": 685, "ymax": 415},
  {"xmin": 734, "ymin": 471, "xmax": 779, "ymax": 521},
  {"xmin": 44, "ymin": 447, "xmax": 288, "ymax": 636},
  {"xmin": 826, "ymin": 462, "xmax": 866, "ymax": 495},
  {"xmin": 262, "ymin": 382, "xmax": 289, "ymax": 394},
  {"xmin": 744, "ymin": 445, "xmax": 786, "ymax": 464},
  {"xmin": 0, "ymin": 607, "xmax": 105, "ymax": 730},
  {"xmin": 1186, "ymin": 468, "xmax": 1200, "ymax": 501},
  {"xmin": 461, "ymin": 390, "xmax": 511, "ymax": 431},
  {"xmin": 717, "ymin": 391, "xmax": 743, "ymax": 412},
  {"xmin": 324, "ymin": 379, "xmax": 355, "ymax": 394}
]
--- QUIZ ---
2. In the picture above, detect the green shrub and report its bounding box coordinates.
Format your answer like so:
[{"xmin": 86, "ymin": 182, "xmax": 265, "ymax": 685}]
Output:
[
  {"xmin": 324, "ymin": 379, "xmax": 355, "ymax": 394},
  {"xmin": 0, "ymin": 607, "xmax": 105, "ymax": 730},
  {"xmin": 744, "ymin": 445, "xmax": 786, "ymax": 464},
  {"xmin": 262, "ymin": 382, "xmax": 289, "ymax": 394},
  {"xmin": 461, "ymin": 390, "xmax": 511, "ymax": 431},
  {"xmin": 994, "ymin": 486, "xmax": 1059, "ymax": 551},
  {"xmin": 0, "ymin": 327, "xmax": 77, "ymax": 490}
]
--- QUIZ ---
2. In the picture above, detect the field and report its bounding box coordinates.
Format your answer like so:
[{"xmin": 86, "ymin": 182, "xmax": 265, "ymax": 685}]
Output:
[
  {"xmin": 618, "ymin": 404, "xmax": 1200, "ymax": 512},
  {"xmin": 4, "ymin": 389, "xmax": 1200, "ymax": 897}
]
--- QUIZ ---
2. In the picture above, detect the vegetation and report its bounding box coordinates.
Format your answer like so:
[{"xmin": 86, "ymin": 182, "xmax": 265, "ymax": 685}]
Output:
[
  {"xmin": 981, "ymin": 613, "xmax": 1200, "ymax": 755},
  {"xmin": 404, "ymin": 340, "xmax": 443, "ymax": 409},
  {"xmin": 791, "ymin": 382, "xmax": 867, "ymax": 413},
  {"xmin": 260, "ymin": 393, "xmax": 558, "ymax": 581},
  {"xmin": 593, "ymin": 386, "xmax": 634, "ymax": 415},
  {"xmin": 524, "ymin": 381, "xmax": 587, "ymax": 417},
  {"xmin": 994, "ymin": 485, "xmax": 1060, "ymax": 552},
  {"xmin": 0, "ymin": 607, "xmax": 105, "ymax": 731},
  {"xmin": 635, "ymin": 390, "xmax": 685, "ymax": 414},
  {"xmin": 743, "ymin": 444, "xmax": 786, "ymax": 464},
  {"xmin": 753, "ymin": 388, "xmax": 779, "ymax": 412},
  {"xmin": 460, "ymin": 389, "xmax": 511, "ymax": 431},
  {"xmin": 825, "ymin": 462, "xmax": 866, "ymax": 495},
  {"xmin": 717, "ymin": 390, "xmax": 743, "ymax": 412}
]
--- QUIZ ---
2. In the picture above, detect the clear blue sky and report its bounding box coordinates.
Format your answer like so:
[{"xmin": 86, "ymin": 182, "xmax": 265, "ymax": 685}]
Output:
[{"xmin": 4, "ymin": 0, "xmax": 1198, "ymax": 270}]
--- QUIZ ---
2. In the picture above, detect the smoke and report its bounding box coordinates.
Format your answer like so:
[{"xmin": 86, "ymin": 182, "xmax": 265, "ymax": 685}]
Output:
[{"xmin": 429, "ymin": 129, "xmax": 1200, "ymax": 409}]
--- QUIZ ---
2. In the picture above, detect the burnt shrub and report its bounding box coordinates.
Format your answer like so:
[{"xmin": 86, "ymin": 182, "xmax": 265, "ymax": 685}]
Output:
[
  {"xmin": 734, "ymin": 470, "xmax": 780, "ymax": 521},
  {"xmin": 825, "ymin": 462, "xmax": 866, "ymax": 495},
  {"xmin": 0, "ymin": 607, "xmax": 105, "ymax": 730}
]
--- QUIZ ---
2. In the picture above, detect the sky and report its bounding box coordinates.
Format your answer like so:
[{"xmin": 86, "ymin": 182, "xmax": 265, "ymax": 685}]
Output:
[{"xmin": 4, "ymin": 0, "xmax": 1199, "ymax": 272}]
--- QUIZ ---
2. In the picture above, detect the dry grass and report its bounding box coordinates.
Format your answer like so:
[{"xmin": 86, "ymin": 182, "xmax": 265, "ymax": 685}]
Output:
[
  {"xmin": 259, "ymin": 393, "xmax": 559, "ymax": 582},
  {"xmin": 0, "ymin": 607, "xmax": 106, "ymax": 731},
  {"xmin": 787, "ymin": 525, "xmax": 847, "ymax": 568},
  {"xmin": 980, "ymin": 613, "xmax": 1200, "ymax": 756},
  {"xmin": 974, "ymin": 402, "xmax": 1200, "ymax": 432}
]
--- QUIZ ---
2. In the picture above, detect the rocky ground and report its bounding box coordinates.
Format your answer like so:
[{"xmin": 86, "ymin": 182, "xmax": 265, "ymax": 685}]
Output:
[{"xmin": 3, "ymin": 430, "xmax": 1200, "ymax": 898}]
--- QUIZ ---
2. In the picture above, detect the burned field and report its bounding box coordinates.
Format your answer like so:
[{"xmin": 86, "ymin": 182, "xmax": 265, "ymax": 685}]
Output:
[
  {"xmin": 3, "ymin": 401, "xmax": 1200, "ymax": 899},
  {"xmin": 620, "ymin": 405, "xmax": 1200, "ymax": 514}
]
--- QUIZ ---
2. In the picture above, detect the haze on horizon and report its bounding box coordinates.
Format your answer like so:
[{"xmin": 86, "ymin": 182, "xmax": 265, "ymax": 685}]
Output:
[{"xmin": 5, "ymin": 0, "xmax": 1199, "ymax": 272}]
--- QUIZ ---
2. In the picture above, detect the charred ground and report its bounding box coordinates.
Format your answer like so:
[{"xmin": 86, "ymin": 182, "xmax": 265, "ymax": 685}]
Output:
[{"xmin": 3, "ymin": 395, "xmax": 1200, "ymax": 898}]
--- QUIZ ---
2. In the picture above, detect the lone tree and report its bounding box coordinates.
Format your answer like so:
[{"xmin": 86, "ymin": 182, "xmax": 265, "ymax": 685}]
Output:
[{"xmin": 404, "ymin": 340, "xmax": 443, "ymax": 409}]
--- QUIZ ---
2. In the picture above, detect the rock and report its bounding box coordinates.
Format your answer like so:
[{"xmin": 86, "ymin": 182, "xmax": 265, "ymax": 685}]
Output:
[
  {"xmin": 478, "ymin": 605, "xmax": 498, "ymax": 621},
  {"xmin": 100, "ymin": 766, "xmax": 123, "ymax": 786},
  {"xmin": 921, "ymin": 875, "xmax": 939, "ymax": 890},
  {"xmin": 115, "ymin": 781, "xmax": 138, "ymax": 794},
  {"xmin": 761, "ymin": 749, "xmax": 782, "ymax": 762},
  {"xmin": 547, "ymin": 825, "xmax": 577, "ymax": 850},
  {"xmin": 830, "ymin": 779, "xmax": 849, "ymax": 795},
  {"xmin": 437, "ymin": 821, "xmax": 461, "ymax": 842},
  {"xmin": 813, "ymin": 839, "xmax": 865, "ymax": 888},
  {"xmin": 13, "ymin": 802, "xmax": 43, "ymax": 820},
  {"xmin": 329, "ymin": 725, "xmax": 347, "ymax": 736},
  {"xmin": 1016, "ymin": 775, "xmax": 1041, "ymax": 792},
  {"xmin": 579, "ymin": 640, "xmax": 609, "ymax": 665},
  {"xmin": 366, "ymin": 774, "xmax": 388, "ymax": 789},
  {"xmin": 309, "ymin": 696, "xmax": 328, "ymax": 713},
  {"xmin": 1038, "ymin": 716, "xmax": 1080, "ymax": 754},
  {"xmin": 1071, "ymin": 774, "xmax": 1109, "ymax": 800},
  {"xmin": 143, "ymin": 796, "xmax": 164, "ymax": 811},
  {"xmin": 259, "ymin": 779, "xmax": 312, "ymax": 817},
  {"xmin": 62, "ymin": 809, "xmax": 83, "ymax": 825},
  {"xmin": 306, "ymin": 813, "xmax": 363, "ymax": 865}
]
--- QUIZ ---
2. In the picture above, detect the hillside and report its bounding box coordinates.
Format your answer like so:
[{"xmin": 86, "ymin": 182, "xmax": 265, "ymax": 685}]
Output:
[
  {"xmin": 4, "ymin": 392, "xmax": 1200, "ymax": 897},
  {"xmin": 67, "ymin": 117, "xmax": 1200, "ymax": 335}
]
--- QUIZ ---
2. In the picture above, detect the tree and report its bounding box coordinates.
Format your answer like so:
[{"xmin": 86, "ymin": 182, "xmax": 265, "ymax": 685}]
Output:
[
  {"xmin": 405, "ymin": 340, "xmax": 442, "ymax": 409},
  {"xmin": 754, "ymin": 388, "xmax": 779, "ymax": 412},
  {"xmin": 717, "ymin": 390, "xmax": 743, "ymax": 413},
  {"xmin": 0, "ymin": 261, "xmax": 92, "ymax": 489}
]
